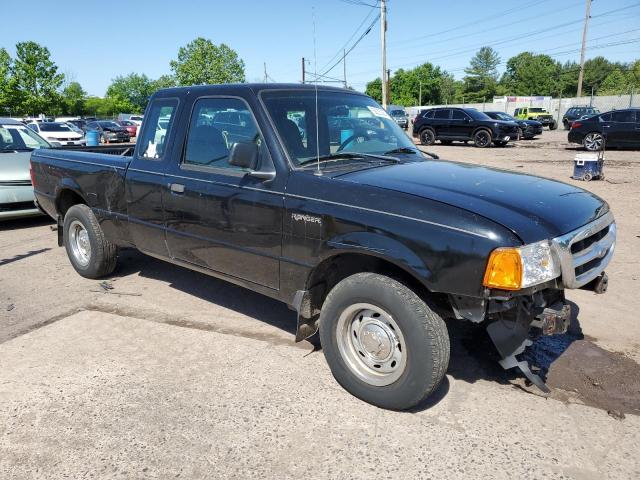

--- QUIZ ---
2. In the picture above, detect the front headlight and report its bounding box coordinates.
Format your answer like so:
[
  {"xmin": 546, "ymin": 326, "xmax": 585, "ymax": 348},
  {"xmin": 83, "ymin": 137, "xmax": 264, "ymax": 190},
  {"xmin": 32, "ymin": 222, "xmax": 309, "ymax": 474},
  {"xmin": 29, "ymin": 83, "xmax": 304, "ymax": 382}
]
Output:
[{"xmin": 483, "ymin": 240, "xmax": 561, "ymax": 290}]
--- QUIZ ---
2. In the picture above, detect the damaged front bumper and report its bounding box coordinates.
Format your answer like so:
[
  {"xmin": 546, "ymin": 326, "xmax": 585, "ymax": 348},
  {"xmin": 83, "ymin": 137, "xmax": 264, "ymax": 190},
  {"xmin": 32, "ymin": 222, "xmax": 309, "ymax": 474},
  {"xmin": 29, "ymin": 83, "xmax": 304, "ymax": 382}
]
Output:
[{"xmin": 486, "ymin": 297, "xmax": 572, "ymax": 393}]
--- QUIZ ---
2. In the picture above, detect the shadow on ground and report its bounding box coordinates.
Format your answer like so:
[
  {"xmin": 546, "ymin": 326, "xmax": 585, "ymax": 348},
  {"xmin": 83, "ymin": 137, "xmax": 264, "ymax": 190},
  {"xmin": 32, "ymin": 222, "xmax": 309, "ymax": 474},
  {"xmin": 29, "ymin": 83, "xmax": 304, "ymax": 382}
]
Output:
[{"xmin": 109, "ymin": 249, "xmax": 640, "ymax": 415}]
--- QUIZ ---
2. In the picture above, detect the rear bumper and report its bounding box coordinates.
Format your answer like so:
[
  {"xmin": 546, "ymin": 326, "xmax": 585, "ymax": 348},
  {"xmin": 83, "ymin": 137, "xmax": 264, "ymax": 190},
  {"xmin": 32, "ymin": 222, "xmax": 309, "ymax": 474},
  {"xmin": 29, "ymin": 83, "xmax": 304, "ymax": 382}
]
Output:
[{"xmin": 568, "ymin": 130, "xmax": 585, "ymax": 144}]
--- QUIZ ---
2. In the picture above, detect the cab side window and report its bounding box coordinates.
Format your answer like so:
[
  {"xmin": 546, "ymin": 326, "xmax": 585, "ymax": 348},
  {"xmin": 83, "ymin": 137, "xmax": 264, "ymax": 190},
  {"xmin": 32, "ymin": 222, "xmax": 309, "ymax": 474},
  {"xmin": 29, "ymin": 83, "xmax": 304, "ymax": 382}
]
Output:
[
  {"xmin": 434, "ymin": 109, "xmax": 450, "ymax": 120},
  {"xmin": 138, "ymin": 99, "xmax": 178, "ymax": 160},
  {"xmin": 183, "ymin": 97, "xmax": 263, "ymax": 171}
]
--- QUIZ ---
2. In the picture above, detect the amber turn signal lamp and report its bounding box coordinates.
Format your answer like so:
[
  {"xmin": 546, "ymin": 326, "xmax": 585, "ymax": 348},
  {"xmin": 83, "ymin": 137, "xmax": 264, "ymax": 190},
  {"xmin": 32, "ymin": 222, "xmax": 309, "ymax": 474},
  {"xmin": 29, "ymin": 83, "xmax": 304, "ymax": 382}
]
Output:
[{"xmin": 483, "ymin": 248, "xmax": 522, "ymax": 290}]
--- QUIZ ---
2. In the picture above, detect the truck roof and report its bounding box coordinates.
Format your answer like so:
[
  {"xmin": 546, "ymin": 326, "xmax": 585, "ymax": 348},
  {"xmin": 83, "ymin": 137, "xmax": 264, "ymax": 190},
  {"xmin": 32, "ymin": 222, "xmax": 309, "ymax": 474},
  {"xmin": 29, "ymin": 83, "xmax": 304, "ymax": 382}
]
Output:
[{"xmin": 153, "ymin": 83, "xmax": 365, "ymax": 97}]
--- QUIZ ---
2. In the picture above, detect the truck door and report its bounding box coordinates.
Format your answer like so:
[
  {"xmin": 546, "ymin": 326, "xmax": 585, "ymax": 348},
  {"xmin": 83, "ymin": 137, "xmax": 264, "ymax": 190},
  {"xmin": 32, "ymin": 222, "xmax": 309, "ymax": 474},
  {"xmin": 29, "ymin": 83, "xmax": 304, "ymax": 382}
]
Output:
[
  {"xmin": 125, "ymin": 97, "xmax": 180, "ymax": 256},
  {"xmin": 433, "ymin": 108, "xmax": 452, "ymax": 136},
  {"xmin": 162, "ymin": 95, "xmax": 283, "ymax": 290}
]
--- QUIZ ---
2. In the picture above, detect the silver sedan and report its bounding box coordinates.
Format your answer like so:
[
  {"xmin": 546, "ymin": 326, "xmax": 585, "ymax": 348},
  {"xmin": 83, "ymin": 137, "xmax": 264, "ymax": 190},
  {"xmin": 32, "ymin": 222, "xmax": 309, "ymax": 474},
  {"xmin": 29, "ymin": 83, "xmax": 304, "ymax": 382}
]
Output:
[{"xmin": 1, "ymin": 118, "xmax": 53, "ymax": 220}]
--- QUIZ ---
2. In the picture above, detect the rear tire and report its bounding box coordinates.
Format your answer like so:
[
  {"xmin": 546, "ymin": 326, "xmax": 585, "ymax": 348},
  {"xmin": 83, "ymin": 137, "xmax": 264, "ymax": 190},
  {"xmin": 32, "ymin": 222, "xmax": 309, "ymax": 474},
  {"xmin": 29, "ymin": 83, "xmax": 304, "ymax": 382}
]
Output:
[
  {"xmin": 319, "ymin": 273, "xmax": 450, "ymax": 410},
  {"xmin": 419, "ymin": 128, "xmax": 435, "ymax": 146},
  {"xmin": 63, "ymin": 204, "xmax": 118, "ymax": 279},
  {"xmin": 583, "ymin": 132, "xmax": 604, "ymax": 151},
  {"xmin": 473, "ymin": 129, "xmax": 492, "ymax": 148},
  {"xmin": 549, "ymin": 122, "xmax": 558, "ymax": 130}
]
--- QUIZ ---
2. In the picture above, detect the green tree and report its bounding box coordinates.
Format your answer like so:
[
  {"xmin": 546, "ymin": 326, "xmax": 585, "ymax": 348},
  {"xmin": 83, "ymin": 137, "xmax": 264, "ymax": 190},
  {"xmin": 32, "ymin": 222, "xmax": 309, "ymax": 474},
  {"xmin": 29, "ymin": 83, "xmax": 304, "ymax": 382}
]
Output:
[
  {"xmin": 0, "ymin": 48, "xmax": 14, "ymax": 114},
  {"xmin": 170, "ymin": 38, "xmax": 245, "ymax": 85},
  {"xmin": 558, "ymin": 61, "xmax": 579, "ymax": 97},
  {"xmin": 500, "ymin": 52, "xmax": 560, "ymax": 96},
  {"xmin": 599, "ymin": 70, "xmax": 631, "ymax": 95},
  {"xmin": 106, "ymin": 73, "xmax": 154, "ymax": 112},
  {"xmin": 582, "ymin": 56, "xmax": 617, "ymax": 95},
  {"xmin": 61, "ymin": 81, "xmax": 86, "ymax": 115},
  {"xmin": 463, "ymin": 46, "xmax": 500, "ymax": 102},
  {"xmin": 365, "ymin": 77, "xmax": 382, "ymax": 103},
  {"xmin": 152, "ymin": 74, "xmax": 177, "ymax": 91},
  {"xmin": 11, "ymin": 41, "xmax": 64, "ymax": 115}
]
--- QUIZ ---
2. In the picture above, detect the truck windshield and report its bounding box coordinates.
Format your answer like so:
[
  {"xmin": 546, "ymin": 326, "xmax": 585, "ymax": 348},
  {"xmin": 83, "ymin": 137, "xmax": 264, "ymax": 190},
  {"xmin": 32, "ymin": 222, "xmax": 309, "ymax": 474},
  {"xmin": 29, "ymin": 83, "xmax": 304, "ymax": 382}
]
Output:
[{"xmin": 261, "ymin": 90, "xmax": 418, "ymax": 167}]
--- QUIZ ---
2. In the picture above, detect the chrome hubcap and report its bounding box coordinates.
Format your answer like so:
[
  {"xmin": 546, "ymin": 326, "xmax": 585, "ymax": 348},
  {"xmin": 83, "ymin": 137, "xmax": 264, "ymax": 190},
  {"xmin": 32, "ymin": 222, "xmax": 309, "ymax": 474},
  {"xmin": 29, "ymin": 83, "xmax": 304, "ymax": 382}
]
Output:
[
  {"xmin": 69, "ymin": 220, "xmax": 91, "ymax": 266},
  {"xmin": 336, "ymin": 303, "xmax": 406, "ymax": 386},
  {"xmin": 585, "ymin": 133, "xmax": 603, "ymax": 151}
]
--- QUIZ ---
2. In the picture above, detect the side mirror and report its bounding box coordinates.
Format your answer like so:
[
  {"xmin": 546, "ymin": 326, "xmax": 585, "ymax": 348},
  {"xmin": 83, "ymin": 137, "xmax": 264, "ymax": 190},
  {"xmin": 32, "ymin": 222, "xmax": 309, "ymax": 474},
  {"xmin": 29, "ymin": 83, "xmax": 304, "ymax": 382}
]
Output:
[
  {"xmin": 229, "ymin": 141, "xmax": 276, "ymax": 181},
  {"xmin": 229, "ymin": 141, "xmax": 258, "ymax": 169}
]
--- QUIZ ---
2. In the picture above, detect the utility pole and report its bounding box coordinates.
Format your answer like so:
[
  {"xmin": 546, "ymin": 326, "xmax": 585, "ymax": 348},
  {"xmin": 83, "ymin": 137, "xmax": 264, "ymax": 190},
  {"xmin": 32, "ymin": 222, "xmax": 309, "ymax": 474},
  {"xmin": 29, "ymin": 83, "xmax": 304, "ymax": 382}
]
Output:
[
  {"xmin": 380, "ymin": 0, "xmax": 388, "ymax": 109},
  {"xmin": 343, "ymin": 49, "xmax": 347, "ymax": 88},
  {"xmin": 264, "ymin": 62, "xmax": 268, "ymax": 83},
  {"xmin": 419, "ymin": 82, "xmax": 422, "ymax": 106},
  {"xmin": 301, "ymin": 57, "xmax": 306, "ymax": 84},
  {"xmin": 576, "ymin": 0, "xmax": 592, "ymax": 98}
]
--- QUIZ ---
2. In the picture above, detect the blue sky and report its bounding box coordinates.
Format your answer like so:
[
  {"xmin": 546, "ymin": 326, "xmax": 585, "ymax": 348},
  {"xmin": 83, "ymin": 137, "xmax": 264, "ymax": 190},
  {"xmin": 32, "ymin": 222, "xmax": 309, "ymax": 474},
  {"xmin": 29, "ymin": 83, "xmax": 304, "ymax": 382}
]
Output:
[{"xmin": 2, "ymin": 0, "xmax": 639, "ymax": 96}]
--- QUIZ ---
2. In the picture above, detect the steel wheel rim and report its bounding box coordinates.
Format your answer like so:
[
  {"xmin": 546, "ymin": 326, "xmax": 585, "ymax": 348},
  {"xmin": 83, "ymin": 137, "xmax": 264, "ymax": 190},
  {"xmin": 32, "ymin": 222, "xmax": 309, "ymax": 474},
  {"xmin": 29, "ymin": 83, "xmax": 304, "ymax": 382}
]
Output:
[
  {"xmin": 585, "ymin": 133, "xmax": 603, "ymax": 151},
  {"xmin": 69, "ymin": 220, "xmax": 91, "ymax": 267},
  {"xmin": 336, "ymin": 303, "xmax": 407, "ymax": 386},
  {"xmin": 476, "ymin": 131, "xmax": 490, "ymax": 146}
]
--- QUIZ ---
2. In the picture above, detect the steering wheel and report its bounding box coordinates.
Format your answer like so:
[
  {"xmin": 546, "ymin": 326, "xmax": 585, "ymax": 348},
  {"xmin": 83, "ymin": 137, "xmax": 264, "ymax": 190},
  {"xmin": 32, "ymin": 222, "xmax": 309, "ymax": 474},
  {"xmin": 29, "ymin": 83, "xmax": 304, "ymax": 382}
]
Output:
[{"xmin": 337, "ymin": 132, "xmax": 371, "ymax": 152}]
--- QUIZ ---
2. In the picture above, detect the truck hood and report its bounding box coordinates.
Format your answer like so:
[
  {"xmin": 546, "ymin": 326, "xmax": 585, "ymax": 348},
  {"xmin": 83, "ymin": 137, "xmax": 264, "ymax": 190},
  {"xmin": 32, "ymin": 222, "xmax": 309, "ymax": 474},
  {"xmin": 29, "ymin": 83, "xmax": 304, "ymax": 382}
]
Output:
[
  {"xmin": 0, "ymin": 151, "xmax": 32, "ymax": 182},
  {"xmin": 335, "ymin": 160, "xmax": 608, "ymax": 243}
]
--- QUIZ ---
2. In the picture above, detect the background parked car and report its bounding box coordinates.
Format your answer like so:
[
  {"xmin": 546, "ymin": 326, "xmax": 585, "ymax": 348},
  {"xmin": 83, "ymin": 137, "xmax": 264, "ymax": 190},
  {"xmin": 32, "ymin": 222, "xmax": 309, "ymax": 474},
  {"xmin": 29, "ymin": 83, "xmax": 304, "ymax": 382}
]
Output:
[
  {"xmin": 86, "ymin": 121, "xmax": 130, "ymax": 143},
  {"xmin": 413, "ymin": 107, "xmax": 519, "ymax": 147},
  {"xmin": 0, "ymin": 117, "xmax": 52, "ymax": 220},
  {"xmin": 67, "ymin": 119, "xmax": 88, "ymax": 132},
  {"xmin": 562, "ymin": 106, "xmax": 600, "ymax": 130},
  {"xmin": 484, "ymin": 111, "xmax": 543, "ymax": 139},
  {"xmin": 568, "ymin": 108, "xmax": 640, "ymax": 151},
  {"xmin": 27, "ymin": 121, "xmax": 85, "ymax": 146},
  {"xmin": 387, "ymin": 106, "xmax": 408, "ymax": 129},
  {"xmin": 514, "ymin": 107, "xmax": 557, "ymax": 130},
  {"xmin": 117, "ymin": 120, "xmax": 138, "ymax": 138}
]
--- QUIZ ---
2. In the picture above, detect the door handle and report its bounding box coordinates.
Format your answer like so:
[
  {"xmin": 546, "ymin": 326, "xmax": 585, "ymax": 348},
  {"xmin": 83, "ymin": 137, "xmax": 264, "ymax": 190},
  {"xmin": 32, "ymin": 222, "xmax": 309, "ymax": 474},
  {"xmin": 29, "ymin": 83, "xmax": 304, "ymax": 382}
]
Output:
[
  {"xmin": 170, "ymin": 183, "xmax": 185, "ymax": 194},
  {"xmin": 602, "ymin": 125, "xmax": 610, "ymax": 128}
]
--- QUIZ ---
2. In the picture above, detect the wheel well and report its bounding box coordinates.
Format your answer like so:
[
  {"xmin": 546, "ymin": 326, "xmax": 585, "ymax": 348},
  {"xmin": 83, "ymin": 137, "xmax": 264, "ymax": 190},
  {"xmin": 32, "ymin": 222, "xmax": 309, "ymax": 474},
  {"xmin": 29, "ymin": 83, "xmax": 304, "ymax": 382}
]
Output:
[
  {"xmin": 419, "ymin": 126, "xmax": 435, "ymax": 134},
  {"xmin": 56, "ymin": 189, "xmax": 86, "ymax": 218},
  {"xmin": 305, "ymin": 253, "xmax": 448, "ymax": 317},
  {"xmin": 472, "ymin": 126, "xmax": 492, "ymax": 137}
]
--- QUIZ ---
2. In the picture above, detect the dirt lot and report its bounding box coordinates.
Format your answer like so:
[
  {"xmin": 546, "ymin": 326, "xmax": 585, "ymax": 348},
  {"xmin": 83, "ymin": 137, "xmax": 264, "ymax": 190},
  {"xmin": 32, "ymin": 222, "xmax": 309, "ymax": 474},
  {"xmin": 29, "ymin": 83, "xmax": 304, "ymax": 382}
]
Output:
[{"xmin": 1, "ymin": 128, "xmax": 640, "ymax": 479}]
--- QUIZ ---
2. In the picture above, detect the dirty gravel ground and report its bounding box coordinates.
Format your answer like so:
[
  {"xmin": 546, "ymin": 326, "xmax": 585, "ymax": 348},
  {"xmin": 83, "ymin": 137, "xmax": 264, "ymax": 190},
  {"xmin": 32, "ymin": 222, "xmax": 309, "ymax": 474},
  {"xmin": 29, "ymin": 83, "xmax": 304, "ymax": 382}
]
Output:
[{"xmin": 1, "ymin": 129, "xmax": 639, "ymax": 479}]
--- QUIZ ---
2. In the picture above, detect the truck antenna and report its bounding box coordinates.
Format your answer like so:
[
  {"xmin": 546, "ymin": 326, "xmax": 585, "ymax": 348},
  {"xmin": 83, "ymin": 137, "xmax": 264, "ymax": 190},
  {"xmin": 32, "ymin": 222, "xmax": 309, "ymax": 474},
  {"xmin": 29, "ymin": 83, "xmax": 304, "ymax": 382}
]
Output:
[{"xmin": 312, "ymin": 6, "xmax": 322, "ymax": 176}]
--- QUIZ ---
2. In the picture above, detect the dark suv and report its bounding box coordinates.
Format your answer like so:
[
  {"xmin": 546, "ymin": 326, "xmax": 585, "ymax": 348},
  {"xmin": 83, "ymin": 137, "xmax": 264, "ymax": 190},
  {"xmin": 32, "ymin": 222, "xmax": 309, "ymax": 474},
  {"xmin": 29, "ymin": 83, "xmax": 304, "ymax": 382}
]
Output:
[
  {"xmin": 413, "ymin": 107, "xmax": 519, "ymax": 147},
  {"xmin": 568, "ymin": 108, "xmax": 640, "ymax": 151},
  {"xmin": 562, "ymin": 106, "xmax": 600, "ymax": 130}
]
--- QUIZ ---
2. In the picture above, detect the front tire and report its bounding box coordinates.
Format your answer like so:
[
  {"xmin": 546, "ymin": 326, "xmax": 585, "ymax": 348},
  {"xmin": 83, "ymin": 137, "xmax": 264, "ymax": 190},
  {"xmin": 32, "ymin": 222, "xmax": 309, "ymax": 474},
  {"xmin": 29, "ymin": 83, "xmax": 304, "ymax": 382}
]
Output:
[
  {"xmin": 549, "ymin": 121, "xmax": 558, "ymax": 130},
  {"xmin": 473, "ymin": 129, "xmax": 492, "ymax": 148},
  {"xmin": 419, "ymin": 128, "xmax": 436, "ymax": 146},
  {"xmin": 319, "ymin": 273, "xmax": 450, "ymax": 410},
  {"xmin": 63, "ymin": 204, "xmax": 118, "ymax": 279}
]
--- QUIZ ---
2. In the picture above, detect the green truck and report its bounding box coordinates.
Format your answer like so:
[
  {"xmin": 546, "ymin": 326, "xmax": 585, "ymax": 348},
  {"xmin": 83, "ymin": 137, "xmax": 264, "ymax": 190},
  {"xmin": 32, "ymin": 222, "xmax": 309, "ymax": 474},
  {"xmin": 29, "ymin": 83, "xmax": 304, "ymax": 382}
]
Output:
[{"xmin": 513, "ymin": 107, "xmax": 557, "ymax": 130}]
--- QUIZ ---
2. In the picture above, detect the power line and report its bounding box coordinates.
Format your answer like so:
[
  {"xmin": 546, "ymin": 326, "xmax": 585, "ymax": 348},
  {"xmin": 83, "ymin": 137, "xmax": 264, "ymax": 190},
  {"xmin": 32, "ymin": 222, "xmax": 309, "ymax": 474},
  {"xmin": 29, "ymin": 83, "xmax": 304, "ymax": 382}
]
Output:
[
  {"xmin": 345, "ymin": 2, "xmax": 640, "ymax": 80},
  {"xmin": 318, "ymin": 1, "xmax": 379, "ymax": 73},
  {"xmin": 319, "ymin": 13, "xmax": 380, "ymax": 78}
]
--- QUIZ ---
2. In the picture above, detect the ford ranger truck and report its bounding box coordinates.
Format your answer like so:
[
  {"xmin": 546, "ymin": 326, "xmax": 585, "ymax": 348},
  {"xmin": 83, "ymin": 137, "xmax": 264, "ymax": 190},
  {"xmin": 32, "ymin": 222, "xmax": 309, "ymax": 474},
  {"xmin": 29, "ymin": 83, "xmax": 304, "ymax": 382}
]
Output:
[{"xmin": 31, "ymin": 84, "xmax": 615, "ymax": 410}]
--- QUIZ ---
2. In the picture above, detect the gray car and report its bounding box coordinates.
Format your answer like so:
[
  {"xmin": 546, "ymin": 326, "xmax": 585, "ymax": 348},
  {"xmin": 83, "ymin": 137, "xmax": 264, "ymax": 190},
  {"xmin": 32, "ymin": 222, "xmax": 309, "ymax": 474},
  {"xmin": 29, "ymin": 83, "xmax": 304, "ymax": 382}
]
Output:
[{"xmin": 0, "ymin": 118, "xmax": 52, "ymax": 220}]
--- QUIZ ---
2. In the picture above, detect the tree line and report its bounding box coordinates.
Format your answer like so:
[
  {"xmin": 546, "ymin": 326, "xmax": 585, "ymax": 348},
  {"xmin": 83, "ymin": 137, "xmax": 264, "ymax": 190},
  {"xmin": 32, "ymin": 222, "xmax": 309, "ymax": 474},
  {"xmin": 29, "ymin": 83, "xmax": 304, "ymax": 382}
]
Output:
[
  {"xmin": 366, "ymin": 46, "xmax": 640, "ymax": 106},
  {"xmin": 0, "ymin": 38, "xmax": 245, "ymax": 118}
]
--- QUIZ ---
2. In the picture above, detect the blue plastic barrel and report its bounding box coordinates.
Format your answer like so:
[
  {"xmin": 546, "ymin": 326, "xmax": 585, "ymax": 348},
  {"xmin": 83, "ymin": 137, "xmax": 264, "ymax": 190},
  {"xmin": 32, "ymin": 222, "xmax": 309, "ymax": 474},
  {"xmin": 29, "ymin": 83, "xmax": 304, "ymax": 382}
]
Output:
[{"xmin": 86, "ymin": 130, "xmax": 99, "ymax": 146}]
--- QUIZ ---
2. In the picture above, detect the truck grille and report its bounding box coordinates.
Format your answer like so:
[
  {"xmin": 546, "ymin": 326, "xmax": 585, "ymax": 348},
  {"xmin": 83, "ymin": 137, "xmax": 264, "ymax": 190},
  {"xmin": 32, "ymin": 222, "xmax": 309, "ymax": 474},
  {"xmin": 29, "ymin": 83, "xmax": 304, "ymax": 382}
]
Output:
[{"xmin": 551, "ymin": 211, "xmax": 616, "ymax": 288}]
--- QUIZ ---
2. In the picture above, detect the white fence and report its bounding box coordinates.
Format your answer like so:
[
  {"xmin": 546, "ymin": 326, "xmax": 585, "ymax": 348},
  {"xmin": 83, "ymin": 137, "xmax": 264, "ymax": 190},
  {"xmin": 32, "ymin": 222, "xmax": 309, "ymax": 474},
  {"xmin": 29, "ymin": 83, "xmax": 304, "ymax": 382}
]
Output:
[{"xmin": 407, "ymin": 93, "xmax": 639, "ymax": 123}]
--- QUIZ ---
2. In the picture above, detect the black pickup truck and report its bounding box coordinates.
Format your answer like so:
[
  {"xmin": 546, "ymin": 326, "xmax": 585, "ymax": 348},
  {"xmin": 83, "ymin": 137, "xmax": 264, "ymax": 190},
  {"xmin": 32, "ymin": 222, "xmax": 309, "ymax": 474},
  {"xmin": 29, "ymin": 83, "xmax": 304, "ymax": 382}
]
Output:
[{"xmin": 31, "ymin": 84, "xmax": 616, "ymax": 410}]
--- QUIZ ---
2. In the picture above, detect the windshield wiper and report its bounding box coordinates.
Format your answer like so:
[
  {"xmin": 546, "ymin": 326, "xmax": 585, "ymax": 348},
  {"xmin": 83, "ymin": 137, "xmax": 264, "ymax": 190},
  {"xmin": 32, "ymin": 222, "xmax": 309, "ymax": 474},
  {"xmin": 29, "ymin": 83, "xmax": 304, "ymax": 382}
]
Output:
[
  {"xmin": 299, "ymin": 152, "xmax": 400, "ymax": 167},
  {"xmin": 383, "ymin": 147, "xmax": 418, "ymax": 155}
]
